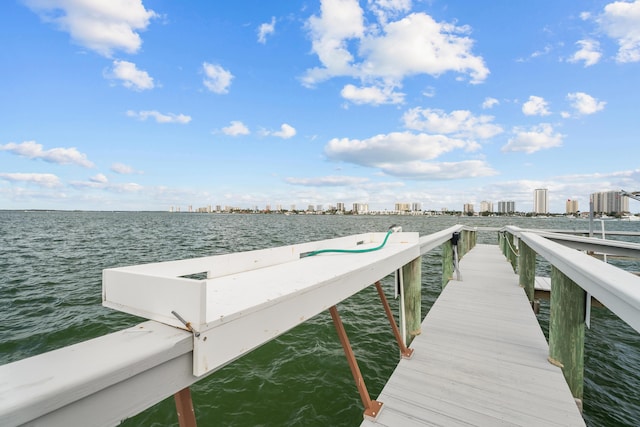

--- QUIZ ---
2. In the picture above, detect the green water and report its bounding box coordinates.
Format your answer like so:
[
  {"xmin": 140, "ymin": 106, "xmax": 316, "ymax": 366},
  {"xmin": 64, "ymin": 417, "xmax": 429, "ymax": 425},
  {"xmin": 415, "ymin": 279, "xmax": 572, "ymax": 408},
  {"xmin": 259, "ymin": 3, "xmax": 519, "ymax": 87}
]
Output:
[{"xmin": 1, "ymin": 212, "xmax": 639, "ymax": 426}]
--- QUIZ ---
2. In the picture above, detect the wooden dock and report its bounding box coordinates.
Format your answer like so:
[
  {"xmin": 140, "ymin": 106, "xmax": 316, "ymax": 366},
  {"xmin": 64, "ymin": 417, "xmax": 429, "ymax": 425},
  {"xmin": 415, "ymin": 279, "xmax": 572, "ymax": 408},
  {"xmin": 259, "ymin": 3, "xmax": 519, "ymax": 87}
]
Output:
[{"xmin": 361, "ymin": 244, "xmax": 585, "ymax": 426}]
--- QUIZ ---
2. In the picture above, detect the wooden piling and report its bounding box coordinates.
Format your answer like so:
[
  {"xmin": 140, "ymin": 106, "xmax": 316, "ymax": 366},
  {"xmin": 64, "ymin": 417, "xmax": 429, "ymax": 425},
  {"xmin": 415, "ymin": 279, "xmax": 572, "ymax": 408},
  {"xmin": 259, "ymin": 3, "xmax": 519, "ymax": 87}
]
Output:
[
  {"xmin": 402, "ymin": 257, "xmax": 422, "ymax": 345},
  {"xmin": 548, "ymin": 266, "xmax": 585, "ymax": 404},
  {"xmin": 506, "ymin": 232, "xmax": 517, "ymax": 272},
  {"xmin": 442, "ymin": 240, "xmax": 453, "ymax": 289},
  {"xmin": 518, "ymin": 241, "xmax": 535, "ymax": 303}
]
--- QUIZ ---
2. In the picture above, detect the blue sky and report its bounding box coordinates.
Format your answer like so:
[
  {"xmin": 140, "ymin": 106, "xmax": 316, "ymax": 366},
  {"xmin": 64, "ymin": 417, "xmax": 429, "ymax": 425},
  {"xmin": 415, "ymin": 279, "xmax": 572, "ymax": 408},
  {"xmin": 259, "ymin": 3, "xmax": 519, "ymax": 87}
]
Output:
[{"xmin": 1, "ymin": 0, "xmax": 639, "ymax": 213}]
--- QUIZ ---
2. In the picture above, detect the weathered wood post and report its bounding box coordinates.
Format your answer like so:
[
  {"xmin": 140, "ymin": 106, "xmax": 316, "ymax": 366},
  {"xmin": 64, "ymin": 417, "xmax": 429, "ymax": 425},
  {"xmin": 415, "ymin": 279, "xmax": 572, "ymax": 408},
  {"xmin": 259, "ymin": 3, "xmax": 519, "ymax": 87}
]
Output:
[
  {"xmin": 518, "ymin": 241, "xmax": 536, "ymax": 303},
  {"xmin": 548, "ymin": 266, "xmax": 585, "ymax": 408},
  {"xmin": 402, "ymin": 257, "xmax": 422, "ymax": 345},
  {"xmin": 442, "ymin": 239, "xmax": 453, "ymax": 289},
  {"xmin": 506, "ymin": 232, "xmax": 517, "ymax": 272},
  {"xmin": 462, "ymin": 229, "xmax": 474, "ymax": 258}
]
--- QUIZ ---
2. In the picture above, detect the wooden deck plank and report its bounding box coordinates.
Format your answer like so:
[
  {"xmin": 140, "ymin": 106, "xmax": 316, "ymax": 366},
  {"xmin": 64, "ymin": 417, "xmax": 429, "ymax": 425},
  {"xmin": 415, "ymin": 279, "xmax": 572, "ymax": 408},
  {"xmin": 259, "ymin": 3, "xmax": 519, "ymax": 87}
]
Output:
[{"xmin": 361, "ymin": 244, "xmax": 585, "ymax": 427}]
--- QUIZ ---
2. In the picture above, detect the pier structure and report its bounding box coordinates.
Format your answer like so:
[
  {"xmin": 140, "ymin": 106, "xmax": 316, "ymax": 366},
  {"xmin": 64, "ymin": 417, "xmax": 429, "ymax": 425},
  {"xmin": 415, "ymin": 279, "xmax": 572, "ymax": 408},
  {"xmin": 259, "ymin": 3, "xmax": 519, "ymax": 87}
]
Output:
[{"xmin": 1, "ymin": 225, "xmax": 640, "ymax": 426}]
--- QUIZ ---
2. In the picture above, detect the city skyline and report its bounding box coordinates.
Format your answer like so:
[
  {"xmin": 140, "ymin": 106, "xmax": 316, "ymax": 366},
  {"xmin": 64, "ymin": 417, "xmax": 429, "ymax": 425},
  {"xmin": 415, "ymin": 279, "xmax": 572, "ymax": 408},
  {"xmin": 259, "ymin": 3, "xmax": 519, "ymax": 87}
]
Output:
[
  {"xmin": 175, "ymin": 189, "xmax": 636, "ymax": 215},
  {"xmin": 2, "ymin": 1, "xmax": 640, "ymax": 213}
]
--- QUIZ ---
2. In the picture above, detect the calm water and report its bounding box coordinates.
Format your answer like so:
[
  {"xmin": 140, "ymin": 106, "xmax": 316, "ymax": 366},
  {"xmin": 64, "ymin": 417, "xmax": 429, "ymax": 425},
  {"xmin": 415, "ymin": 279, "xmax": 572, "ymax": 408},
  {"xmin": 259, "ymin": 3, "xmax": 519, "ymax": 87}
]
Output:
[{"xmin": 1, "ymin": 211, "xmax": 639, "ymax": 426}]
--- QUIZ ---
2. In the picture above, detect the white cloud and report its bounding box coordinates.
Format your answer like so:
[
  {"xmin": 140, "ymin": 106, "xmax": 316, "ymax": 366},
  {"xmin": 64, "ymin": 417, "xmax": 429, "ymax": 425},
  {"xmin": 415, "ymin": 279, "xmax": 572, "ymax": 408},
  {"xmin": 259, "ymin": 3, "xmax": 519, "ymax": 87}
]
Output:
[
  {"xmin": 285, "ymin": 175, "xmax": 369, "ymax": 186},
  {"xmin": 303, "ymin": 2, "xmax": 488, "ymax": 88},
  {"xmin": 271, "ymin": 123, "xmax": 297, "ymax": 139},
  {"xmin": 567, "ymin": 92, "xmax": 606, "ymax": 115},
  {"xmin": 502, "ymin": 123, "xmax": 564, "ymax": 154},
  {"xmin": 569, "ymin": 39, "xmax": 602, "ymax": 66},
  {"xmin": 112, "ymin": 182, "xmax": 143, "ymax": 192},
  {"xmin": 378, "ymin": 160, "xmax": 497, "ymax": 180},
  {"xmin": 368, "ymin": 0, "xmax": 412, "ymax": 25},
  {"xmin": 257, "ymin": 17, "xmax": 276, "ymax": 44},
  {"xmin": 341, "ymin": 83, "xmax": 405, "ymax": 105},
  {"xmin": 0, "ymin": 140, "xmax": 94, "ymax": 167},
  {"xmin": 482, "ymin": 97, "xmax": 499, "ymax": 109},
  {"xmin": 108, "ymin": 60, "xmax": 154, "ymax": 90},
  {"xmin": 596, "ymin": 0, "xmax": 640, "ymax": 63},
  {"xmin": 126, "ymin": 110, "xmax": 191, "ymax": 123},
  {"xmin": 323, "ymin": 129, "xmax": 498, "ymax": 180},
  {"xmin": 361, "ymin": 13, "xmax": 488, "ymax": 84},
  {"xmin": 304, "ymin": 0, "xmax": 365, "ymax": 85},
  {"xmin": 202, "ymin": 62, "xmax": 233, "ymax": 94},
  {"xmin": 111, "ymin": 163, "xmax": 141, "ymax": 174},
  {"xmin": 403, "ymin": 108, "xmax": 503, "ymax": 140},
  {"xmin": 90, "ymin": 173, "xmax": 108, "ymax": 184},
  {"xmin": 24, "ymin": 0, "xmax": 157, "ymax": 57},
  {"xmin": 325, "ymin": 131, "xmax": 475, "ymax": 167},
  {"xmin": 0, "ymin": 172, "xmax": 62, "ymax": 187},
  {"xmin": 522, "ymin": 96, "xmax": 551, "ymax": 116},
  {"xmin": 222, "ymin": 121, "xmax": 250, "ymax": 136}
]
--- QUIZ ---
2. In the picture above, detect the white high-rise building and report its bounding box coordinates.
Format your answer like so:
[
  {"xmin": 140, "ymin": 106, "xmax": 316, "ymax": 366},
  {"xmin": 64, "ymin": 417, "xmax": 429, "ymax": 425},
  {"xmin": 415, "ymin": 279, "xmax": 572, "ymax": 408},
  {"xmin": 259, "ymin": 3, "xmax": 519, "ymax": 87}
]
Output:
[
  {"xmin": 352, "ymin": 203, "xmax": 369, "ymax": 215},
  {"xmin": 534, "ymin": 189, "xmax": 548, "ymax": 214},
  {"xmin": 498, "ymin": 201, "xmax": 515, "ymax": 214},
  {"xmin": 591, "ymin": 191, "xmax": 629, "ymax": 215},
  {"xmin": 480, "ymin": 201, "xmax": 493, "ymax": 213}
]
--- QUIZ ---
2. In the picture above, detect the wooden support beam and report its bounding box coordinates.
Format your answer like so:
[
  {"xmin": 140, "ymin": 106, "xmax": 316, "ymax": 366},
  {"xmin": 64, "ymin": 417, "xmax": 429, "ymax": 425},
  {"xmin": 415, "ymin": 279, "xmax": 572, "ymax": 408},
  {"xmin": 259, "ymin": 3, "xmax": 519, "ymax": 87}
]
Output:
[
  {"xmin": 548, "ymin": 266, "xmax": 585, "ymax": 405},
  {"xmin": 329, "ymin": 306, "xmax": 383, "ymax": 420},
  {"xmin": 402, "ymin": 257, "xmax": 422, "ymax": 346},
  {"xmin": 519, "ymin": 241, "xmax": 536, "ymax": 303},
  {"xmin": 174, "ymin": 387, "xmax": 197, "ymax": 427},
  {"xmin": 506, "ymin": 233, "xmax": 517, "ymax": 272},
  {"xmin": 442, "ymin": 240, "xmax": 453, "ymax": 289},
  {"xmin": 375, "ymin": 282, "xmax": 413, "ymax": 358}
]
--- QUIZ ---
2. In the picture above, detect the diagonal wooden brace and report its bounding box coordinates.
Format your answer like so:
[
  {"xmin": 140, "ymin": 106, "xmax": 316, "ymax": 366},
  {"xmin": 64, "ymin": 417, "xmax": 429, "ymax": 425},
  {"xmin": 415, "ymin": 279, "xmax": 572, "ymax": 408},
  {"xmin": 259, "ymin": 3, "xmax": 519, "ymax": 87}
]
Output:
[
  {"xmin": 329, "ymin": 305, "xmax": 383, "ymax": 420},
  {"xmin": 375, "ymin": 281, "xmax": 414, "ymax": 359},
  {"xmin": 174, "ymin": 387, "xmax": 197, "ymax": 427}
]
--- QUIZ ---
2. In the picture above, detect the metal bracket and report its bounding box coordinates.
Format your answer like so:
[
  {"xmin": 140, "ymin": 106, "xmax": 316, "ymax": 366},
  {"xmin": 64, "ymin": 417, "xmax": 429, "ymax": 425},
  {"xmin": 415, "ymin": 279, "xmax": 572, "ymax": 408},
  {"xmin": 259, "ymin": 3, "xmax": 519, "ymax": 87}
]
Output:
[{"xmin": 171, "ymin": 310, "xmax": 201, "ymax": 338}]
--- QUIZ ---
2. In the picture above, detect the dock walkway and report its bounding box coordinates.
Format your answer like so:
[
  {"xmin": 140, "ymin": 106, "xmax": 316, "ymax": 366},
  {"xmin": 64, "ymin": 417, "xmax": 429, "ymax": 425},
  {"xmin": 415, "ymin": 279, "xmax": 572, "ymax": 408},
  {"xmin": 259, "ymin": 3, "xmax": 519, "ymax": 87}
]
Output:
[{"xmin": 362, "ymin": 244, "xmax": 585, "ymax": 426}]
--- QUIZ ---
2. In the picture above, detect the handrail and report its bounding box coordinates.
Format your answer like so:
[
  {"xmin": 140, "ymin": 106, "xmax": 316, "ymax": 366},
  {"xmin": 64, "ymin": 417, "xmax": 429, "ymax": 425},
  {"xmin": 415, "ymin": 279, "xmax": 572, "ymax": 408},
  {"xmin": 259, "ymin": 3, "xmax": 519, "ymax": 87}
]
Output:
[
  {"xmin": 506, "ymin": 226, "xmax": 640, "ymax": 334},
  {"xmin": 522, "ymin": 229, "xmax": 640, "ymax": 258}
]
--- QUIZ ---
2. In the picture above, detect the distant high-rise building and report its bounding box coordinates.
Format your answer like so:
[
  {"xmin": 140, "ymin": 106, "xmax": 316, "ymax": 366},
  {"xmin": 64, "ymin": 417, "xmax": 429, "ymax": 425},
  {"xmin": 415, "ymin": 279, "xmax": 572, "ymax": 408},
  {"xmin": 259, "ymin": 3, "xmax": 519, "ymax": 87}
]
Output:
[
  {"xmin": 463, "ymin": 203, "xmax": 474, "ymax": 214},
  {"xmin": 411, "ymin": 202, "xmax": 421, "ymax": 212},
  {"xmin": 498, "ymin": 201, "xmax": 515, "ymax": 214},
  {"xmin": 565, "ymin": 199, "xmax": 579, "ymax": 214},
  {"xmin": 352, "ymin": 203, "xmax": 369, "ymax": 215},
  {"xmin": 336, "ymin": 202, "xmax": 345, "ymax": 212},
  {"xmin": 395, "ymin": 203, "xmax": 410, "ymax": 212},
  {"xmin": 591, "ymin": 191, "xmax": 629, "ymax": 215},
  {"xmin": 480, "ymin": 201, "xmax": 493, "ymax": 213},
  {"xmin": 534, "ymin": 189, "xmax": 548, "ymax": 214}
]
